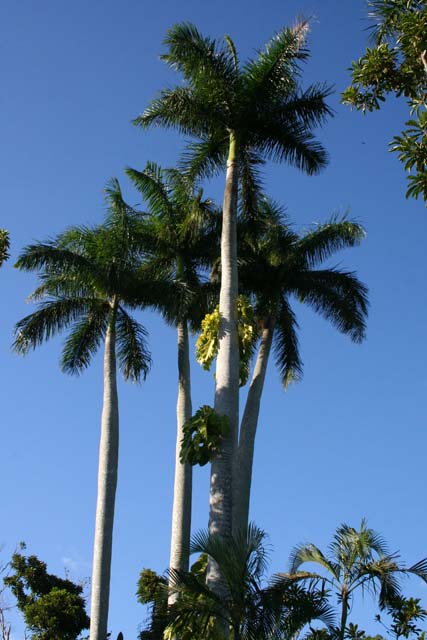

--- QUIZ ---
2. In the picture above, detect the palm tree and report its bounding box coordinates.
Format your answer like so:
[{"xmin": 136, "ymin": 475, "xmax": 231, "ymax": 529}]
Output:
[
  {"xmin": 279, "ymin": 519, "xmax": 427, "ymax": 640},
  {"xmin": 0, "ymin": 230, "xmax": 10, "ymax": 267},
  {"xmin": 232, "ymin": 200, "xmax": 369, "ymax": 534},
  {"xmin": 166, "ymin": 523, "xmax": 336, "ymax": 640},
  {"xmin": 13, "ymin": 180, "xmax": 155, "ymax": 640},
  {"xmin": 126, "ymin": 162, "xmax": 219, "ymax": 595},
  {"xmin": 134, "ymin": 22, "xmax": 333, "ymax": 589}
]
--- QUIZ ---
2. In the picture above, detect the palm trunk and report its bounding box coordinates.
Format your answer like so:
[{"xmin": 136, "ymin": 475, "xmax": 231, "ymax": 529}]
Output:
[
  {"xmin": 207, "ymin": 132, "xmax": 239, "ymax": 597},
  {"xmin": 232, "ymin": 319, "xmax": 274, "ymax": 535},
  {"xmin": 168, "ymin": 319, "xmax": 193, "ymax": 604},
  {"xmin": 339, "ymin": 589, "xmax": 349, "ymax": 640},
  {"xmin": 90, "ymin": 306, "xmax": 119, "ymax": 640}
]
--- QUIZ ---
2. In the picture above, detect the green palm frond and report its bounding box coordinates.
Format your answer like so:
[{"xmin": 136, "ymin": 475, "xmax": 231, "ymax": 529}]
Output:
[
  {"xmin": 243, "ymin": 23, "xmax": 309, "ymax": 97},
  {"xmin": 15, "ymin": 243, "xmax": 95, "ymax": 279},
  {"xmin": 115, "ymin": 307, "xmax": 151, "ymax": 382},
  {"xmin": 13, "ymin": 297, "xmax": 95, "ymax": 354},
  {"xmin": 161, "ymin": 22, "xmax": 237, "ymax": 91},
  {"xmin": 61, "ymin": 304, "xmax": 110, "ymax": 375},
  {"xmin": 126, "ymin": 163, "xmax": 172, "ymax": 218},
  {"xmin": 292, "ymin": 269, "xmax": 368, "ymax": 343},
  {"xmin": 251, "ymin": 116, "xmax": 329, "ymax": 175},
  {"xmin": 0, "ymin": 229, "xmax": 10, "ymax": 266},
  {"xmin": 289, "ymin": 544, "xmax": 340, "ymax": 582},
  {"xmin": 273, "ymin": 298, "xmax": 303, "ymax": 388},
  {"xmin": 134, "ymin": 86, "xmax": 219, "ymax": 137},
  {"xmin": 179, "ymin": 135, "xmax": 228, "ymax": 180},
  {"xmin": 295, "ymin": 218, "xmax": 366, "ymax": 268}
]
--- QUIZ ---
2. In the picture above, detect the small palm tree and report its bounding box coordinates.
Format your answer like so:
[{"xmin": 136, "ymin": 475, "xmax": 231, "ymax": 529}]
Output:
[
  {"xmin": 280, "ymin": 520, "xmax": 427, "ymax": 640},
  {"xmin": 126, "ymin": 162, "xmax": 219, "ymax": 593},
  {"xmin": 207, "ymin": 198, "xmax": 369, "ymax": 535},
  {"xmin": 13, "ymin": 180, "xmax": 155, "ymax": 640},
  {"xmin": 135, "ymin": 22, "xmax": 333, "ymax": 579},
  {"xmin": 166, "ymin": 524, "xmax": 336, "ymax": 640}
]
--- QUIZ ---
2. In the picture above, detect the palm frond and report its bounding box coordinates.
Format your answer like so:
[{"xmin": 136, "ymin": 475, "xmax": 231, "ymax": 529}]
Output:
[
  {"xmin": 133, "ymin": 86, "xmax": 220, "ymax": 137},
  {"xmin": 273, "ymin": 298, "xmax": 303, "ymax": 388},
  {"xmin": 61, "ymin": 303, "xmax": 109, "ymax": 375},
  {"xmin": 295, "ymin": 218, "xmax": 366, "ymax": 269},
  {"xmin": 179, "ymin": 135, "xmax": 228, "ymax": 180},
  {"xmin": 15, "ymin": 243, "xmax": 95, "ymax": 278},
  {"xmin": 13, "ymin": 298, "xmax": 94, "ymax": 354},
  {"xmin": 288, "ymin": 543, "xmax": 340, "ymax": 582},
  {"xmin": 290, "ymin": 269, "xmax": 368, "ymax": 343},
  {"xmin": 126, "ymin": 163, "xmax": 172, "ymax": 218},
  {"xmin": 243, "ymin": 23, "xmax": 310, "ymax": 101},
  {"xmin": 251, "ymin": 115, "xmax": 329, "ymax": 175},
  {"xmin": 116, "ymin": 307, "xmax": 151, "ymax": 382},
  {"xmin": 161, "ymin": 22, "xmax": 237, "ymax": 92}
]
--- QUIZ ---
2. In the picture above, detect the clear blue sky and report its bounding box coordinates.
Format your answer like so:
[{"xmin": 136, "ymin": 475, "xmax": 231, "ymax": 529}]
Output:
[{"xmin": 1, "ymin": 1, "xmax": 427, "ymax": 638}]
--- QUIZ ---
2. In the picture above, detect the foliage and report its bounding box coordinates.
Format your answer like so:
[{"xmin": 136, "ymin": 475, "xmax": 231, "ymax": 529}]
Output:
[
  {"xmin": 281, "ymin": 519, "xmax": 427, "ymax": 640},
  {"xmin": 135, "ymin": 20, "xmax": 333, "ymax": 193},
  {"xmin": 238, "ymin": 200, "xmax": 368, "ymax": 388},
  {"xmin": 196, "ymin": 296, "xmax": 257, "ymax": 386},
  {"xmin": 165, "ymin": 524, "xmax": 336, "ymax": 640},
  {"xmin": 4, "ymin": 552, "xmax": 89, "ymax": 640},
  {"xmin": 13, "ymin": 179, "xmax": 152, "ymax": 382},
  {"xmin": 0, "ymin": 230, "xmax": 10, "ymax": 267},
  {"xmin": 180, "ymin": 405, "xmax": 230, "ymax": 466},
  {"xmin": 342, "ymin": 0, "xmax": 427, "ymax": 201},
  {"xmin": 126, "ymin": 162, "xmax": 220, "ymax": 329},
  {"xmin": 137, "ymin": 570, "xmax": 168, "ymax": 640}
]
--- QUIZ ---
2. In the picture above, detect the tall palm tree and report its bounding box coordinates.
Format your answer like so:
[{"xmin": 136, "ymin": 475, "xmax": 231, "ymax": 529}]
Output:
[
  {"xmin": 279, "ymin": 519, "xmax": 427, "ymax": 640},
  {"xmin": 13, "ymin": 180, "xmax": 155, "ymax": 640},
  {"xmin": 232, "ymin": 200, "xmax": 369, "ymax": 534},
  {"xmin": 135, "ymin": 22, "xmax": 333, "ymax": 590},
  {"xmin": 166, "ymin": 523, "xmax": 336, "ymax": 640},
  {"xmin": 0, "ymin": 230, "xmax": 10, "ymax": 267},
  {"xmin": 126, "ymin": 162, "xmax": 219, "ymax": 594}
]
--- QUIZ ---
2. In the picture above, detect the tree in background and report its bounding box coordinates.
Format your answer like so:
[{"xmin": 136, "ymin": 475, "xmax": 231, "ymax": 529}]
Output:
[
  {"xmin": 13, "ymin": 180, "xmax": 155, "ymax": 640},
  {"xmin": 165, "ymin": 524, "xmax": 335, "ymax": 640},
  {"xmin": 280, "ymin": 520, "xmax": 427, "ymax": 640},
  {"xmin": 136, "ymin": 21, "xmax": 332, "ymax": 598},
  {"xmin": 0, "ymin": 231, "xmax": 10, "ymax": 267},
  {"xmin": 126, "ymin": 162, "xmax": 219, "ymax": 591},
  {"xmin": 198, "ymin": 200, "xmax": 368, "ymax": 535},
  {"xmin": 4, "ymin": 551, "xmax": 89, "ymax": 640},
  {"xmin": 342, "ymin": 0, "xmax": 427, "ymax": 202}
]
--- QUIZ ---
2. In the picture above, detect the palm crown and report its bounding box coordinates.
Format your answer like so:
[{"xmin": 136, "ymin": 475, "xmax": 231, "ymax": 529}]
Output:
[
  {"xmin": 166, "ymin": 524, "xmax": 336, "ymax": 640},
  {"xmin": 13, "ymin": 179, "xmax": 152, "ymax": 379},
  {"xmin": 134, "ymin": 22, "xmax": 332, "ymax": 179},
  {"xmin": 280, "ymin": 520, "xmax": 427, "ymax": 640},
  {"xmin": 126, "ymin": 162, "xmax": 220, "ymax": 328}
]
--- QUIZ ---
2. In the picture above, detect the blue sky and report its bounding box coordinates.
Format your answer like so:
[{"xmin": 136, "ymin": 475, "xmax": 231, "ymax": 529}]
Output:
[{"xmin": 1, "ymin": 0, "xmax": 427, "ymax": 638}]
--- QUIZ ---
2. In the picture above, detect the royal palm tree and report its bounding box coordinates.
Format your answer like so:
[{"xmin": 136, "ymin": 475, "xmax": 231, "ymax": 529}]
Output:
[
  {"xmin": 126, "ymin": 162, "xmax": 219, "ymax": 595},
  {"xmin": 232, "ymin": 200, "xmax": 369, "ymax": 534},
  {"xmin": 13, "ymin": 180, "xmax": 157, "ymax": 640},
  {"xmin": 279, "ymin": 519, "xmax": 427, "ymax": 640},
  {"xmin": 135, "ymin": 22, "xmax": 333, "ymax": 591},
  {"xmin": 0, "ymin": 230, "xmax": 10, "ymax": 267},
  {"xmin": 166, "ymin": 523, "xmax": 336, "ymax": 640}
]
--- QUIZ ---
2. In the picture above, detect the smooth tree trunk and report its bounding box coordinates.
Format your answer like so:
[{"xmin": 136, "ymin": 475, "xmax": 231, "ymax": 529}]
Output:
[
  {"xmin": 207, "ymin": 132, "xmax": 240, "ymax": 597},
  {"xmin": 90, "ymin": 310, "xmax": 119, "ymax": 640},
  {"xmin": 168, "ymin": 319, "xmax": 193, "ymax": 604},
  {"xmin": 232, "ymin": 320, "xmax": 274, "ymax": 536}
]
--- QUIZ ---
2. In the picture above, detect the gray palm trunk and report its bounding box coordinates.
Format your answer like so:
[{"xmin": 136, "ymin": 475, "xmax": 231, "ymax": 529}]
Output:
[
  {"xmin": 168, "ymin": 319, "xmax": 193, "ymax": 604},
  {"xmin": 232, "ymin": 320, "xmax": 275, "ymax": 536},
  {"xmin": 90, "ymin": 310, "xmax": 119, "ymax": 640},
  {"xmin": 207, "ymin": 135, "xmax": 239, "ymax": 597}
]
